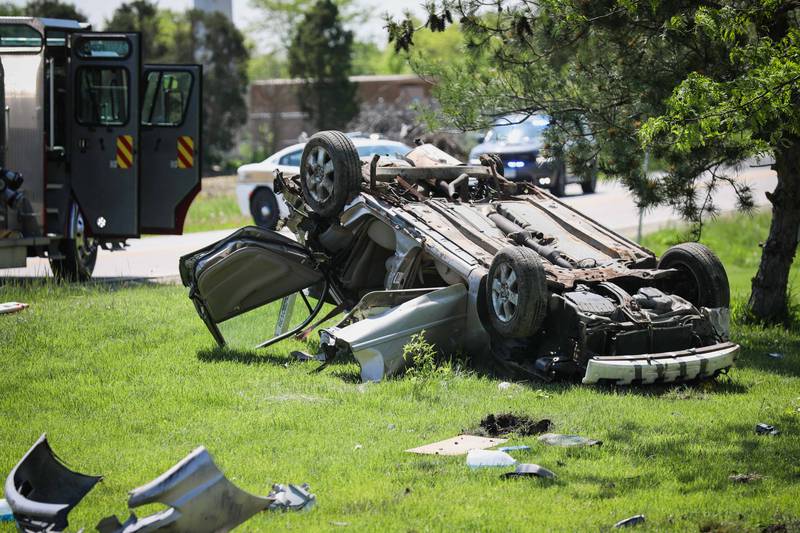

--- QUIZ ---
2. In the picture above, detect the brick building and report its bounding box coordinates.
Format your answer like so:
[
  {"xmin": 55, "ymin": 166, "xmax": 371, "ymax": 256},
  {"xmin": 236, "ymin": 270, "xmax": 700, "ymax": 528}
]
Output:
[{"xmin": 248, "ymin": 74, "xmax": 434, "ymax": 153}]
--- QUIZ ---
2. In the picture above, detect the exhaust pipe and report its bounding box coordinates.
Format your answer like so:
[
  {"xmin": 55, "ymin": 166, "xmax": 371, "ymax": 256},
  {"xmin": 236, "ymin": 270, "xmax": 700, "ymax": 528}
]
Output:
[{"xmin": 489, "ymin": 207, "xmax": 573, "ymax": 269}]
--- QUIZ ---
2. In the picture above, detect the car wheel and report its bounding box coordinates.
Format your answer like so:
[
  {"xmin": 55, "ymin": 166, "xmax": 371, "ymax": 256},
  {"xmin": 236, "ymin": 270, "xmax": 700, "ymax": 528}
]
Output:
[
  {"xmin": 300, "ymin": 131, "xmax": 361, "ymax": 218},
  {"xmin": 581, "ymin": 171, "xmax": 597, "ymax": 194},
  {"xmin": 551, "ymin": 163, "xmax": 566, "ymax": 197},
  {"xmin": 50, "ymin": 201, "xmax": 98, "ymax": 282},
  {"xmin": 486, "ymin": 246, "xmax": 548, "ymax": 338},
  {"xmin": 249, "ymin": 187, "xmax": 280, "ymax": 230},
  {"xmin": 658, "ymin": 242, "xmax": 730, "ymax": 308}
]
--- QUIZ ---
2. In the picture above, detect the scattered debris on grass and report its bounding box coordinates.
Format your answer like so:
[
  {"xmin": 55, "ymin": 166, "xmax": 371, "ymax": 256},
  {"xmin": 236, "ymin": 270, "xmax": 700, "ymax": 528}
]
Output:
[
  {"xmin": 406, "ymin": 435, "xmax": 508, "ymax": 456},
  {"xmin": 476, "ymin": 413, "xmax": 552, "ymax": 437},
  {"xmin": 501, "ymin": 463, "xmax": 556, "ymax": 479},
  {"xmin": 498, "ymin": 445, "xmax": 531, "ymax": 452},
  {"xmin": 498, "ymin": 381, "xmax": 512, "ymax": 390},
  {"xmin": 6, "ymin": 436, "xmax": 315, "ymax": 532},
  {"xmin": 0, "ymin": 499, "xmax": 14, "ymax": 522},
  {"xmin": 614, "ymin": 514, "xmax": 646, "ymax": 528},
  {"xmin": 98, "ymin": 446, "xmax": 273, "ymax": 532},
  {"xmin": 538, "ymin": 433, "xmax": 602, "ymax": 447},
  {"xmin": 756, "ymin": 423, "xmax": 780, "ymax": 436},
  {"xmin": 466, "ymin": 449, "xmax": 516, "ymax": 468},
  {"xmin": 5, "ymin": 433, "xmax": 101, "ymax": 532},
  {"xmin": 768, "ymin": 352, "xmax": 784, "ymax": 359},
  {"xmin": 268, "ymin": 484, "xmax": 316, "ymax": 512},
  {"xmin": 0, "ymin": 302, "xmax": 28, "ymax": 315},
  {"xmin": 729, "ymin": 472, "xmax": 763, "ymax": 483}
]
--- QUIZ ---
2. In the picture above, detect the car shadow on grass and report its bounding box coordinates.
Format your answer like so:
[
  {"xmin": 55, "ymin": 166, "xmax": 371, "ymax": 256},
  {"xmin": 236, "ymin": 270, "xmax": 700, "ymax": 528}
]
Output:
[
  {"xmin": 573, "ymin": 418, "xmax": 800, "ymax": 493},
  {"xmin": 197, "ymin": 344, "xmax": 360, "ymax": 371}
]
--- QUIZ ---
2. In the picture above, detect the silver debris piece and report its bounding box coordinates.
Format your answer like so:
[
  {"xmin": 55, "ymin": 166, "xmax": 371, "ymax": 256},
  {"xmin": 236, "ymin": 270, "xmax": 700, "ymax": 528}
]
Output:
[
  {"xmin": 97, "ymin": 446, "xmax": 272, "ymax": 533},
  {"xmin": 267, "ymin": 484, "xmax": 316, "ymax": 512},
  {"xmin": 614, "ymin": 514, "xmax": 646, "ymax": 528},
  {"xmin": 502, "ymin": 463, "xmax": 556, "ymax": 479},
  {"xmin": 538, "ymin": 433, "xmax": 602, "ymax": 447},
  {"xmin": 4, "ymin": 433, "xmax": 102, "ymax": 533}
]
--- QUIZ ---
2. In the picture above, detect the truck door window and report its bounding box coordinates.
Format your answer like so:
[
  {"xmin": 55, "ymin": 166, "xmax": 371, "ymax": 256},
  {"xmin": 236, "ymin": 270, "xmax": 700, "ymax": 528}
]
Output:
[
  {"xmin": 0, "ymin": 24, "xmax": 42, "ymax": 51},
  {"xmin": 75, "ymin": 38, "xmax": 130, "ymax": 58},
  {"xmin": 141, "ymin": 71, "xmax": 193, "ymax": 127},
  {"xmin": 76, "ymin": 67, "xmax": 129, "ymax": 126}
]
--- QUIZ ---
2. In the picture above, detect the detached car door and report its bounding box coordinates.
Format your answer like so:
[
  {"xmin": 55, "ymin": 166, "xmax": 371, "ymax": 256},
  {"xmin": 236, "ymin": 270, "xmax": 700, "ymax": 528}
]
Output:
[
  {"xmin": 68, "ymin": 33, "xmax": 140, "ymax": 237},
  {"xmin": 139, "ymin": 65, "xmax": 202, "ymax": 234},
  {"xmin": 179, "ymin": 227, "xmax": 327, "ymax": 347}
]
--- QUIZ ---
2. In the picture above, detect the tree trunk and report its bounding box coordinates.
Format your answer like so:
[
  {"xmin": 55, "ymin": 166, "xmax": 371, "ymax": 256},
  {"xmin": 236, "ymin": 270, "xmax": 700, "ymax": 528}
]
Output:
[{"xmin": 747, "ymin": 135, "xmax": 800, "ymax": 323}]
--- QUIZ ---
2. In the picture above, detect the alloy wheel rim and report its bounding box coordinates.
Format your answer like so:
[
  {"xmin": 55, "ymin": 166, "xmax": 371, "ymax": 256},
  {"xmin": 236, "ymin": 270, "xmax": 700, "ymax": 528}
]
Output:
[
  {"xmin": 491, "ymin": 262, "xmax": 519, "ymax": 322},
  {"xmin": 305, "ymin": 146, "xmax": 335, "ymax": 203}
]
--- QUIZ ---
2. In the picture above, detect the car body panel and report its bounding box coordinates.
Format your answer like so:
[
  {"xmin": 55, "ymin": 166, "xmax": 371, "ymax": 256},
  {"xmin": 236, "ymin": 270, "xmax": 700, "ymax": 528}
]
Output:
[
  {"xmin": 4, "ymin": 434, "xmax": 102, "ymax": 532},
  {"xmin": 97, "ymin": 447, "xmax": 273, "ymax": 533},
  {"xmin": 321, "ymin": 284, "xmax": 468, "ymax": 381},
  {"xmin": 180, "ymin": 226, "xmax": 324, "ymax": 344},
  {"xmin": 582, "ymin": 341, "xmax": 739, "ymax": 385}
]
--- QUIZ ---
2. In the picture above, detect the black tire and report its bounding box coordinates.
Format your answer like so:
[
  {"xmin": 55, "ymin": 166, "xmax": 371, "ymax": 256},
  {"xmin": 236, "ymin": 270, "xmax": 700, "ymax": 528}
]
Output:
[
  {"xmin": 486, "ymin": 246, "xmax": 548, "ymax": 338},
  {"xmin": 300, "ymin": 131, "xmax": 361, "ymax": 218},
  {"xmin": 581, "ymin": 170, "xmax": 597, "ymax": 194},
  {"xmin": 50, "ymin": 202, "xmax": 97, "ymax": 282},
  {"xmin": 551, "ymin": 162, "xmax": 566, "ymax": 197},
  {"xmin": 658, "ymin": 242, "xmax": 730, "ymax": 308},
  {"xmin": 250, "ymin": 187, "xmax": 280, "ymax": 230}
]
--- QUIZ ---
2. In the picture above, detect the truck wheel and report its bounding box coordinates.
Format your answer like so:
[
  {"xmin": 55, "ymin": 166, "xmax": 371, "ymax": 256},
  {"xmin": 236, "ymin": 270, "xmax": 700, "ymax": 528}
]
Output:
[
  {"xmin": 552, "ymin": 162, "xmax": 566, "ymax": 197},
  {"xmin": 50, "ymin": 203, "xmax": 97, "ymax": 282},
  {"xmin": 300, "ymin": 131, "xmax": 361, "ymax": 218},
  {"xmin": 486, "ymin": 246, "xmax": 548, "ymax": 338},
  {"xmin": 658, "ymin": 242, "xmax": 730, "ymax": 308},
  {"xmin": 250, "ymin": 187, "xmax": 279, "ymax": 230},
  {"xmin": 581, "ymin": 170, "xmax": 597, "ymax": 194}
]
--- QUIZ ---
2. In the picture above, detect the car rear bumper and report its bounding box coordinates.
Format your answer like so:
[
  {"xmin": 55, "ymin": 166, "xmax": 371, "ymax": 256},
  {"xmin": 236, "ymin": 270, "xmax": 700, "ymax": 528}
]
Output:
[
  {"xmin": 235, "ymin": 183, "xmax": 258, "ymax": 217},
  {"xmin": 582, "ymin": 342, "xmax": 739, "ymax": 385}
]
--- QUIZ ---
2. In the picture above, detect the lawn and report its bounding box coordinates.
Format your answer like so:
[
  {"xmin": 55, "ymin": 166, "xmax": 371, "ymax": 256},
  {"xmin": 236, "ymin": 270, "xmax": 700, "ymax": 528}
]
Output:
[
  {"xmin": 1, "ymin": 212, "xmax": 799, "ymax": 531},
  {"xmin": 181, "ymin": 176, "xmax": 251, "ymax": 233}
]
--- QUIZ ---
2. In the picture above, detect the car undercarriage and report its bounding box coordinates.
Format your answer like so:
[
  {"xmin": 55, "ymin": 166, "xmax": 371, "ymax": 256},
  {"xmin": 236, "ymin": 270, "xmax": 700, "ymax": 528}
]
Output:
[{"xmin": 180, "ymin": 130, "xmax": 737, "ymax": 385}]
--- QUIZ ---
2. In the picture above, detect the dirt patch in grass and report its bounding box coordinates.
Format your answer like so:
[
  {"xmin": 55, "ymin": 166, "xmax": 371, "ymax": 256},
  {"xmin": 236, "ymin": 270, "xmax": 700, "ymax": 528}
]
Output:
[{"xmin": 472, "ymin": 413, "xmax": 552, "ymax": 437}]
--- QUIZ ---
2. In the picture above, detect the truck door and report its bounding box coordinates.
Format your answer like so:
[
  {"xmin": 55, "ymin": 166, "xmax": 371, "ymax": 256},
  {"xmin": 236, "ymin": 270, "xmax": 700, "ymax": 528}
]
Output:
[
  {"xmin": 68, "ymin": 33, "xmax": 140, "ymax": 238},
  {"xmin": 139, "ymin": 65, "xmax": 202, "ymax": 234}
]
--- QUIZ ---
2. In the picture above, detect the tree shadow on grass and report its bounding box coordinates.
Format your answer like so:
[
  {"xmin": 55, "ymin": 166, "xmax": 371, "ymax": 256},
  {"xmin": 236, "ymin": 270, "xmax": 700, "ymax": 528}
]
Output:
[
  {"xmin": 733, "ymin": 343, "xmax": 800, "ymax": 377},
  {"xmin": 568, "ymin": 417, "xmax": 800, "ymax": 496}
]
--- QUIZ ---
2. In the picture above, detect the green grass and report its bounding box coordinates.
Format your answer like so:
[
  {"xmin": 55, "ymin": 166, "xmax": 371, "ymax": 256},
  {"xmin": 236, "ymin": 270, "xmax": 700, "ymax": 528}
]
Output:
[
  {"xmin": 181, "ymin": 176, "xmax": 250, "ymax": 233},
  {"xmin": 1, "ymin": 212, "xmax": 800, "ymax": 531}
]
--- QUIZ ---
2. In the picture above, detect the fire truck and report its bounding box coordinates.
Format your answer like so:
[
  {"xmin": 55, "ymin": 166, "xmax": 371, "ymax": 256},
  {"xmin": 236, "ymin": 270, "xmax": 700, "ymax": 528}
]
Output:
[{"xmin": 0, "ymin": 17, "xmax": 202, "ymax": 280}]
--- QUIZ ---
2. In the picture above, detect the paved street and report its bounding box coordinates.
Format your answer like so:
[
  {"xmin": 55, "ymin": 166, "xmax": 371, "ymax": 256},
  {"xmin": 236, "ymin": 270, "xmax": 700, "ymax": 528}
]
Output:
[{"xmin": 2, "ymin": 164, "xmax": 777, "ymax": 281}]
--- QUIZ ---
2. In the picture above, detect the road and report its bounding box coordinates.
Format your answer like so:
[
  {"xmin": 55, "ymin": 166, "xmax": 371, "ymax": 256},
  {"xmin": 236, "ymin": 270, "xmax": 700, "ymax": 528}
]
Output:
[{"xmin": 2, "ymin": 164, "xmax": 777, "ymax": 281}]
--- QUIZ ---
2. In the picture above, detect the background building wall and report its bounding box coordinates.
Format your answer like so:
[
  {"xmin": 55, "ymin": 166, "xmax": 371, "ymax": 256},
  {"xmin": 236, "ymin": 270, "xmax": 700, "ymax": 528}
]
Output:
[{"xmin": 248, "ymin": 74, "xmax": 434, "ymax": 153}]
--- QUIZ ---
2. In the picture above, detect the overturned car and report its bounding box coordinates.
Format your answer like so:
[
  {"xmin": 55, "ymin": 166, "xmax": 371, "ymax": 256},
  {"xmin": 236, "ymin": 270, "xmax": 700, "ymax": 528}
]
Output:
[{"xmin": 180, "ymin": 131, "xmax": 737, "ymax": 385}]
